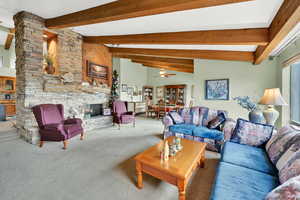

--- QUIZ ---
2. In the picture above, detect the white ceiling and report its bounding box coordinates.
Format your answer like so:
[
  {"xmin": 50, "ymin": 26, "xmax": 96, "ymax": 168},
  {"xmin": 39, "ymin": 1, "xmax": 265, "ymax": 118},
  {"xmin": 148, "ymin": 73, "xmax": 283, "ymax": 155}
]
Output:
[
  {"xmin": 0, "ymin": 0, "xmax": 290, "ymax": 53},
  {"xmin": 74, "ymin": 0, "xmax": 283, "ymax": 36}
]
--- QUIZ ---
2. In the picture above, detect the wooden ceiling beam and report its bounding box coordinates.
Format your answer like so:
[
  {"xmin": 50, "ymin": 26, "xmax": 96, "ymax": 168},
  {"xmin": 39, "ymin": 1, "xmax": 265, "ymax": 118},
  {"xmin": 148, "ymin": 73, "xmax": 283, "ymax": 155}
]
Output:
[
  {"xmin": 113, "ymin": 54, "xmax": 193, "ymax": 66},
  {"xmin": 141, "ymin": 63, "xmax": 194, "ymax": 73},
  {"xmin": 4, "ymin": 29, "xmax": 15, "ymax": 50},
  {"xmin": 254, "ymin": 0, "xmax": 300, "ymax": 64},
  {"xmin": 131, "ymin": 59, "xmax": 194, "ymax": 69},
  {"xmin": 110, "ymin": 47, "xmax": 254, "ymax": 62},
  {"xmin": 84, "ymin": 28, "xmax": 268, "ymax": 45},
  {"xmin": 45, "ymin": 0, "xmax": 253, "ymax": 29}
]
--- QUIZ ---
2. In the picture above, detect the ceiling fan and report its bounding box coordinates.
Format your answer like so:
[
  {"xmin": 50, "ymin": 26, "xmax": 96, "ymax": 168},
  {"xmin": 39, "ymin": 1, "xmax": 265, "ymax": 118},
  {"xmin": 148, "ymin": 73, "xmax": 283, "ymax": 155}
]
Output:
[{"xmin": 158, "ymin": 69, "xmax": 176, "ymax": 78}]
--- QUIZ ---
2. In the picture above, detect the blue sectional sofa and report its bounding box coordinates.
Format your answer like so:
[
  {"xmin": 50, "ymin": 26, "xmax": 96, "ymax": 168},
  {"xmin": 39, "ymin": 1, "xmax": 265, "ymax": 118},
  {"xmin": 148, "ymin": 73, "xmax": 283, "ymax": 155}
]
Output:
[{"xmin": 210, "ymin": 142, "xmax": 279, "ymax": 200}]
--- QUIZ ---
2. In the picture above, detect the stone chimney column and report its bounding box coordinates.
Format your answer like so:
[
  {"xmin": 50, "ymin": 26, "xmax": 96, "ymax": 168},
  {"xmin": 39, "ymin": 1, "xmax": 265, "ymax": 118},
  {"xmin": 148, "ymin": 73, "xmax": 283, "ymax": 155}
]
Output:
[{"xmin": 13, "ymin": 11, "xmax": 45, "ymax": 144}]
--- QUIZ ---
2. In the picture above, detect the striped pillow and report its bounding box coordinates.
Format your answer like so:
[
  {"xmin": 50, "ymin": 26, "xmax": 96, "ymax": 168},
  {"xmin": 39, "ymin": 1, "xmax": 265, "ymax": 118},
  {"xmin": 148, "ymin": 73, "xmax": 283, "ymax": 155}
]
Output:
[{"xmin": 266, "ymin": 125, "xmax": 300, "ymax": 165}]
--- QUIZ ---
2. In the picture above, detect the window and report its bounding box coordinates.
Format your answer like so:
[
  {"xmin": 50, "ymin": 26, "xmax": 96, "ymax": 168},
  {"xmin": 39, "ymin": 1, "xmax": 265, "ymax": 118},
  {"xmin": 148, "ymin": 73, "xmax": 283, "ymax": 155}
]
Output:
[
  {"xmin": 290, "ymin": 61, "xmax": 300, "ymax": 124},
  {"xmin": 0, "ymin": 56, "xmax": 3, "ymax": 68}
]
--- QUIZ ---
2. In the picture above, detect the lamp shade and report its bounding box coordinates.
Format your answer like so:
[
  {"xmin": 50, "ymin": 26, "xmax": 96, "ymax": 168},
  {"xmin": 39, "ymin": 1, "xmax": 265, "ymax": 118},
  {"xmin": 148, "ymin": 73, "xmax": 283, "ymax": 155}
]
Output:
[{"xmin": 259, "ymin": 88, "xmax": 288, "ymax": 106}]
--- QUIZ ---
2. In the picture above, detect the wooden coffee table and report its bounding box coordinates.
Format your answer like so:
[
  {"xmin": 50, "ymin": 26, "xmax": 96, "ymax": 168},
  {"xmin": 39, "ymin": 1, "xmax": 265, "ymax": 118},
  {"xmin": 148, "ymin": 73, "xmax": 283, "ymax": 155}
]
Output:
[{"xmin": 134, "ymin": 136, "xmax": 206, "ymax": 200}]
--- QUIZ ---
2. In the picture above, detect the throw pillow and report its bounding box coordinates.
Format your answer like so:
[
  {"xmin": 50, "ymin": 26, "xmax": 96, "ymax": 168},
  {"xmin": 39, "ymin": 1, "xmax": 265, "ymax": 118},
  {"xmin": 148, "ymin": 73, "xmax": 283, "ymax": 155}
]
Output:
[
  {"xmin": 279, "ymin": 149, "xmax": 300, "ymax": 184},
  {"xmin": 265, "ymin": 175, "xmax": 300, "ymax": 200},
  {"xmin": 198, "ymin": 107, "xmax": 228, "ymax": 126},
  {"xmin": 231, "ymin": 118, "xmax": 274, "ymax": 147},
  {"xmin": 207, "ymin": 112, "xmax": 226, "ymax": 130},
  {"xmin": 168, "ymin": 111, "xmax": 184, "ymax": 124},
  {"xmin": 266, "ymin": 125, "xmax": 300, "ymax": 165}
]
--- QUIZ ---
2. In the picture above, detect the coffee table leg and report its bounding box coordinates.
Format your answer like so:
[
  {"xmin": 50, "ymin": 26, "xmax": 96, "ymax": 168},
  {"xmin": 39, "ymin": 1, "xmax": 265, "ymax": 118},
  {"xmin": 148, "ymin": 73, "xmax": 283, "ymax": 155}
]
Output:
[
  {"xmin": 136, "ymin": 161, "xmax": 143, "ymax": 189},
  {"xmin": 177, "ymin": 179, "xmax": 186, "ymax": 200},
  {"xmin": 200, "ymin": 150, "xmax": 206, "ymax": 168}
]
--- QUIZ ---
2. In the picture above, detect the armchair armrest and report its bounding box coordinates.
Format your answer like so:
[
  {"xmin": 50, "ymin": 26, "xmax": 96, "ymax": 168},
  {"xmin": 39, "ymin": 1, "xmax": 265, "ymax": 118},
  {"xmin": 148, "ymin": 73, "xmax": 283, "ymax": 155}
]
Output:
[
  {"xmin": 64, "ymin": 118, "xmax": 82, "ymax": 125},
  {"xmin": 162, "ymin": 115, "xmax": 174, "ymax": 130},
  {"xmin": 221, "ymin": 118, "xmax": 237, "ymax": 141}
]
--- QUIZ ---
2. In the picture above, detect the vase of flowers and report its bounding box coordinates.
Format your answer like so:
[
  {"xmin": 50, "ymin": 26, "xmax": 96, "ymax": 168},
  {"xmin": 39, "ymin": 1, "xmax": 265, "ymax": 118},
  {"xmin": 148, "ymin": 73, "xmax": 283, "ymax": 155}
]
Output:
[
  {"xmin": 44, "ymin": 55, "xmax": 55, "ymax": 74},
  {"xmin": 233, "ymin": 96, "xmax": 264, "ymax": 124}
]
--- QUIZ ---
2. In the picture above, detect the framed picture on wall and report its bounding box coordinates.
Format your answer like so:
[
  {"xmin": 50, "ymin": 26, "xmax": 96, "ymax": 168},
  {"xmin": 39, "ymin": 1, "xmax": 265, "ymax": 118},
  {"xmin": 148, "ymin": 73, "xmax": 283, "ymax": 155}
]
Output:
[
  {"xmin": 87, "ymin": 61, "xmax": 108, "ymax": 80},
  {"xmin": 156, "ymin": 86, "xmax": 164, "ymax": 99},
  {"xmin": 205, "ymin": 79, "xmax": 229, "ymax": 100},
  {"xmin": 121, "ymin": 84, "xmax": 127, "ymax": 92},
  {"xmin": 127, "ymin": 87, "xmax": 134, "ymax": 96}
]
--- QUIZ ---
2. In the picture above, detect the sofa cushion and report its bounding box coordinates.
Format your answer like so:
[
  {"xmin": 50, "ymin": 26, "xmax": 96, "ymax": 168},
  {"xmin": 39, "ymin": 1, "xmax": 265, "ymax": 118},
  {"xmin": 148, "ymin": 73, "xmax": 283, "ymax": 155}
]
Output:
[
  {"xmin": 265, "ymin": 175, "xmax": 300, "ymax": 200},
  {"xmin": 207, "ymin": 112, "xmax": 226, "ymax": 130},
  {"xmin": 266, "ymin": 125, "xmax": 300, "ymax": 165},
  {"xmin": 168, "ymin": 111, "xmax": 184, "ymax": 124},
  {"xmin": 169, "ymin": 124, "xmax": 197, "ymax": 136},
  {"xmin": 231, "ymin": 118, "xmax": 273, "ymax": 147},
  {"xmin": 221, "ymin": 142, "xmax": 277, "ymax": 175},
  {"xmin": 210, "ymin": 162, "xmax": 279, "ymax": 200},
  {"xmin": 193, "ymin": 126, "xmax": 224, "ymax": 141},
  {"xmin": 279, "ymin": 149, "xmax": 300, "ymax": 184}
]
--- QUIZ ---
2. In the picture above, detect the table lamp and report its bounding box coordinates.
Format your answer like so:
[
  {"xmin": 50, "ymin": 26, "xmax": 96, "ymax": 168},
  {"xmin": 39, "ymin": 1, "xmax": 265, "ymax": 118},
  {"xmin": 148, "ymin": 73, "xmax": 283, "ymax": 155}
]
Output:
[{"xmin": 259, "ymin": 88, "xmax": 287, "ymax": 126}]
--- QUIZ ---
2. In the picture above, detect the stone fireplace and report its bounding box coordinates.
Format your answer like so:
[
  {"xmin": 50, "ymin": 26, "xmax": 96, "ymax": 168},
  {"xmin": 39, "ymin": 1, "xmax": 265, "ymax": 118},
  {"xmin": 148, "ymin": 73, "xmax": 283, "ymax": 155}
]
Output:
[
  {"xmin": 14, "ymin": 11, "xmax": 113, "ymax": 144},
  {"xmin": 89, "ymin": 104, "xmax": 103, "ymax": 118}
]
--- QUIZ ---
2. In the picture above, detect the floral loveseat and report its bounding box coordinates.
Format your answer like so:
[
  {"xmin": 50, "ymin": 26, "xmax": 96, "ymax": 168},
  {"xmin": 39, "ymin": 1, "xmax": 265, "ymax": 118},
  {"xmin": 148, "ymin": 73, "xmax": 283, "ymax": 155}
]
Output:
[
  {"xmin": 210, "ymin": 123, "xmax": 300, "ymax": 200},
  {"xmin": 163, "ymin": 107, "xmax": 236, "ymax": 152}
]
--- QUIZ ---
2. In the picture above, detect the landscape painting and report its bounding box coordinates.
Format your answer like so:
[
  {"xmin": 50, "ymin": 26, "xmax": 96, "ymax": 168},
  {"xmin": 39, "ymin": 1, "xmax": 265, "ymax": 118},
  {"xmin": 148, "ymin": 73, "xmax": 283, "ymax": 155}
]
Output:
[{"xmin": 205, "ymin": 79, "xmax": 229, "ymax": 100}]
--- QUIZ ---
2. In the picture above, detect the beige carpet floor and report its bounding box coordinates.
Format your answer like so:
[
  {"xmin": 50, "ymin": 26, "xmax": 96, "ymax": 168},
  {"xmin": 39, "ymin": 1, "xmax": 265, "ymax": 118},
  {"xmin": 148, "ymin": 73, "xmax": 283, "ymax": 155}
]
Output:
[{"xmin": 0, "ymin": 116, "xmax": 219, "ymax": 200}]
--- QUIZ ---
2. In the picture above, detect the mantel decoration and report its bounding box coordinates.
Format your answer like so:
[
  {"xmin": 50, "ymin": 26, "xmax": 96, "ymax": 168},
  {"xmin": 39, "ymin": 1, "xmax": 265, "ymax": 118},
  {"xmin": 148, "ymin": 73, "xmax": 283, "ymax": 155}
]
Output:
[
  {"xmin": 44, "ymin": 54, "xmax": 55, "ymax": 74},
  {"xmin": 205, "ymin": 79, "xmax": 229, "ymax": 100},
  {"xmin": 109, "ymin": 70, "xmax": 119, "ymax": 108},
  {"xmin": 60, "ymin": 72, "xmax": 74, "ymax": 84},
  {"xmin": 233, "ymin": 96, "xmax": 264, "ymax": 124}
]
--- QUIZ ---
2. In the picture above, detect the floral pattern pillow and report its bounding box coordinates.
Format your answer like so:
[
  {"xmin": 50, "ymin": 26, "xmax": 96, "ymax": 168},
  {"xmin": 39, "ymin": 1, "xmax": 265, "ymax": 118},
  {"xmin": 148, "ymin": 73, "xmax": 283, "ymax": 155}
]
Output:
[
  {"xmin": 178, "ymin": 108, "xmax": 192, "ymax": 124},
  {"xmin": 231, "ymin": 118, "xmax": 273, "ymax": 147},
  {"xmin": 266, "ymin": 125, "xmax": 300, "ymax": 165},
  {"xmin": 168, "ymin": 111, "xmax": 184, "ymax": 124},
  {"xmin": 265, "ymin": 175, "xmax": 300, "ymax": 200},
  {"xmin": 279, "ymin": 149, "xmax": 300, "ymax": 184}
]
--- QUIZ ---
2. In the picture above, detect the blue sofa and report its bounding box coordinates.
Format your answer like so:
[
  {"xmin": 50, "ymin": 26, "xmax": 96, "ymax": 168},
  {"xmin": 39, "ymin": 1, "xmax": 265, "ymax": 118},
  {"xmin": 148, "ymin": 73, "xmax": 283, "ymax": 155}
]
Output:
[
  {"xmin": 163, "ymin": 107, "xmax": 231, "ymax": 152},
  {"xmin": 210, "ymin": 142, "xmax": 279, "ymax": 200}
]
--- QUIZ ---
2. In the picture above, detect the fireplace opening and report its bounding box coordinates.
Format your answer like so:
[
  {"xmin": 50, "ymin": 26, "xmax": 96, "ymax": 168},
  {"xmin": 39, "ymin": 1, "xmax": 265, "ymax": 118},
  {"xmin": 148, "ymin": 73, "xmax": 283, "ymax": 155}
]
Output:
[{"xmin": 90, "ymin": 104, "xmax": 103, "ymax": 117}]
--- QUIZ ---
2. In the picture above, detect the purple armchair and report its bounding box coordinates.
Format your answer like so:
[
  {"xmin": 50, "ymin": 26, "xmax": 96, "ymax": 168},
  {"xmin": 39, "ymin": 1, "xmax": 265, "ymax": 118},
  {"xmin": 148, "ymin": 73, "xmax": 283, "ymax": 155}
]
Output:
[
  {"xmin": 113, "ymin": 101, "xmax": 135, "ymax": 129},
  {"xmin": 32, "ymin": 104, "xmax": 84, "ymax": 149}
]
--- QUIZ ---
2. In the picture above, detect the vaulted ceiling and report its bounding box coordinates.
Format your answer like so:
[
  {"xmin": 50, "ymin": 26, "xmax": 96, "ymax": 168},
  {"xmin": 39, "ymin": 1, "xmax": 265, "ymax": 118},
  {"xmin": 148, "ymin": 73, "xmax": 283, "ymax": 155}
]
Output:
[{"xmin": 0, "ymin": 0, "xmax": 299, "ymax": 73}]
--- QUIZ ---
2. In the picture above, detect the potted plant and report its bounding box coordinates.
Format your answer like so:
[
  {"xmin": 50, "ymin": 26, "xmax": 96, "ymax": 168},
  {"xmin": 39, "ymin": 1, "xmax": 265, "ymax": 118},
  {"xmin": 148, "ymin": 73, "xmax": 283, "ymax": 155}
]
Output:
[
  {"xmin": 44, "ymin": 55, "xmax": 55, "ymax": 74},
  {"xmin": 233, "ymin": 96, "xmax": 265, "ymax": 123}
]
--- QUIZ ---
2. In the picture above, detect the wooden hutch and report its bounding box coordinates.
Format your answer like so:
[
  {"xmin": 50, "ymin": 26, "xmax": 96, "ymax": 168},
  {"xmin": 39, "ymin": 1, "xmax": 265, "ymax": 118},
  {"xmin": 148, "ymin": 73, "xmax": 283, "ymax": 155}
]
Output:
[
  {"xmin": 164, "ymin": 84, "xmax": 186, "ymax": 106},
  {"xmin": 0, "ymin": 76, "xmax": 16, "ymax": 117}
]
